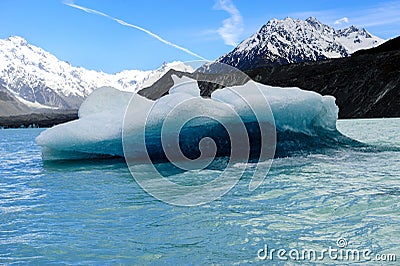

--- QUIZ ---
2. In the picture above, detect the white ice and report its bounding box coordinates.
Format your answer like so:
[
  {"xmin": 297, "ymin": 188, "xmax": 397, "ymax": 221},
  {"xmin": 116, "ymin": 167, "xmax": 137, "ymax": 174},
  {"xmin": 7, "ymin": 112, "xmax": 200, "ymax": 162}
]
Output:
[{"xmin": 36, "ymin": 75, "xmax": 338, "ymax": 160}]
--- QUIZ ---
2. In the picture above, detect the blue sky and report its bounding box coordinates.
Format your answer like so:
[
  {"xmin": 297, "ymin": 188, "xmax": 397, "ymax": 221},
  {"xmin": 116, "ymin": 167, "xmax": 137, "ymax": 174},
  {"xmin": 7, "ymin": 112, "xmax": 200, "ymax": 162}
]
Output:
[{"xmin": 1, "ymin": 0, "xmax": 399, "ymax": 73}]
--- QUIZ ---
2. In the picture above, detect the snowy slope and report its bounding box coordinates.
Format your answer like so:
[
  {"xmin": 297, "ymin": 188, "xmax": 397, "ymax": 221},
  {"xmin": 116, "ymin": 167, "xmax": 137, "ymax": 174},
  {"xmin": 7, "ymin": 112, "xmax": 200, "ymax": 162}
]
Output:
[
  {"xmin": 217, "ymin": 17, "xmax": 384, "ymax": 70},
  {"xmin": 0, "ymin": 36, "xmax": 192, "ymax": 110}
]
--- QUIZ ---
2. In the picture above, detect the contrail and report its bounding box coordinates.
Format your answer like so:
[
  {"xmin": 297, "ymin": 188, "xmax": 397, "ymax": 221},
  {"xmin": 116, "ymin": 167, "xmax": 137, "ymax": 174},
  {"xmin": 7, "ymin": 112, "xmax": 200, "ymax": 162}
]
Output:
[{"xmin": 63, "ymin": 1, "xmax": 207, "ymax": 60}]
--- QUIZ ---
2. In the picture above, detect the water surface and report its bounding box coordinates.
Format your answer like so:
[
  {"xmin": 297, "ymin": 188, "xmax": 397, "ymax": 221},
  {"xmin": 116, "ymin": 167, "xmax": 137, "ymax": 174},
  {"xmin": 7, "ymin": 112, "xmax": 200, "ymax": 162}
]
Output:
[{"xmin": 0, "ymin": 118, "xmax": 399, "ymax": 264}]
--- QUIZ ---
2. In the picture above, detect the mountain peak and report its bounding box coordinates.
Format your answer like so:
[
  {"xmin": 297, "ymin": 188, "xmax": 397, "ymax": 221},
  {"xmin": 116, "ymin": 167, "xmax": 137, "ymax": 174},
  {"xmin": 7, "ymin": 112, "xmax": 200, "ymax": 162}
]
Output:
[
  {"xmin": 7, "ymin": 36, "xmax": 28, "ymax": 46},
  {"xmin": 0, "ymin": 36, "xmax": 191, "ymax": 110},
  {"xmin": 305, "ymin": 17, "xmax": 326, "ymax": 28},
  {"xmin": 283, "ymin": 16, "xmax": 295, "ymax": 21},
  {"xmin": 342, "ymin": 25, "xmax": 360, "ymax": 33},
  {"xmin": 306, "ymin": 16, "xmax": 319, "ymax": 23},
  {"xmin": 216, "ymin": 17, "xmax": 384, "ymax": 70},
  {"xmin": 337, "ymin": 25, "xmax": 372, "ymax": 37}
]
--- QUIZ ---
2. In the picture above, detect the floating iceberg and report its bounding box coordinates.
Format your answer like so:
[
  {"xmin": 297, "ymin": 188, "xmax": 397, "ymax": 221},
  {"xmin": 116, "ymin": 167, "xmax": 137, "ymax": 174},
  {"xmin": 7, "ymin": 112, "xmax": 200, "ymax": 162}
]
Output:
[{"xmin": 36, "ymin": 74, "xmax": 347, "ymax": 161}]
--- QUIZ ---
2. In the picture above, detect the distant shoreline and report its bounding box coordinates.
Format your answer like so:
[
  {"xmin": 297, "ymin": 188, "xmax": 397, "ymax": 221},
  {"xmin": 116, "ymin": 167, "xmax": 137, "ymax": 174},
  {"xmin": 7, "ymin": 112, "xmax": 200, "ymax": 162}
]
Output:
[{"xmin": 0, "ymin": 110, "xmax": 78, "ymax": 129}]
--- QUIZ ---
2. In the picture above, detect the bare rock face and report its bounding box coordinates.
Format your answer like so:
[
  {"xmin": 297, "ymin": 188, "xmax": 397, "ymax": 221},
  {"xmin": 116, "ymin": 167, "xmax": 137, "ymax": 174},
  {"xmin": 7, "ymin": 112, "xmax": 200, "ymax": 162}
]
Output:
[{"xmin": 0, "ymin": 84, "xmax": 32, "ymax": 115}]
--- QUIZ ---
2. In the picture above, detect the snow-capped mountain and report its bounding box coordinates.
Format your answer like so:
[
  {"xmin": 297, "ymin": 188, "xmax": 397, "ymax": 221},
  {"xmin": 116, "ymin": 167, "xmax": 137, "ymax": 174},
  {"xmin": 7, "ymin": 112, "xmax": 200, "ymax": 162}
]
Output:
[
  {"xmin": 217, "ymin": 17, "xmax": 384, "ymax": 70},
  {"xmin": 0, "ymin": 36, "xmax": 192, "ymax": 111}
]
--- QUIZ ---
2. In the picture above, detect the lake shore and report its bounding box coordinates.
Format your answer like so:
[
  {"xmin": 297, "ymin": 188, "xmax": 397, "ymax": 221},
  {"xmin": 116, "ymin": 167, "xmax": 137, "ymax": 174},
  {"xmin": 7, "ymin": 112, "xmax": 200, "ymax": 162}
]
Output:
[{"xmin": 0, "ymin": 110, "xmax": 78, "ymax": 128}]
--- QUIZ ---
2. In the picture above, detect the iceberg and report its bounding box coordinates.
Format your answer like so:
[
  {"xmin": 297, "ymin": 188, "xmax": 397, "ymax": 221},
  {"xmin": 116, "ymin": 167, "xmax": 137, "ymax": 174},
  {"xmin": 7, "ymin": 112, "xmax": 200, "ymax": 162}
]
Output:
[{"xmin": 36, "ymin": 74, "xmax": 346, "ymax": 161}]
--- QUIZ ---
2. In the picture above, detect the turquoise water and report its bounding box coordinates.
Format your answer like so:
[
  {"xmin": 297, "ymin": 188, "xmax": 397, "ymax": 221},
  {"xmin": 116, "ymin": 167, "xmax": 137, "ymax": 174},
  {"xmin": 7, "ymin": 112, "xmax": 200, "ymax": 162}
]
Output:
[{"xmin": 0, "ymin": 118, "xmax": 399, "ymax": 264}]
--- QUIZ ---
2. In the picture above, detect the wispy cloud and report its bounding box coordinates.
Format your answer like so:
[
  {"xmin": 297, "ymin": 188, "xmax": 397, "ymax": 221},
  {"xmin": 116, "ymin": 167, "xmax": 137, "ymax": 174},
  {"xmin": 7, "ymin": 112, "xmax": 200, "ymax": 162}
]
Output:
[
  {"xmin": 214, "ymin": 0, "xmax": 243, "ymax": 46},
  {"xmin": 288, "ymin": 0, "xmax": 400, "ymax": 37},
  {"xmin": 63, "ymin": 0, "xmax": 207, "ymax": 60},
  {"xmin": 346, "ymin": 1, "xmax": 400, "ymax": 28},
  {"xmin": 334, "ymin": 17, "xmax": 349, "ymax": 25}
]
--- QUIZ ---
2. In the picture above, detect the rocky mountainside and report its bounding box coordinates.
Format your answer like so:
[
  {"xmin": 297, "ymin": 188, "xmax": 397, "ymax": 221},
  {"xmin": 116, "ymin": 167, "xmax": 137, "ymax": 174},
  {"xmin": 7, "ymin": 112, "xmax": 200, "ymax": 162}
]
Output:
[
  {"xmin": 216, "ymin": 17, "xmax": 384, "ymax": 70},
  {"xmin": 353, "ymin": 36, "xmax": 400, "ymax": 56},
  {"xmin": 246, "ymin": 36, "xmax": 400, "ymax": 118},
  {"xmin": 0, "ymin": 36, "xmax": 191, "ymax": 113},
  {"xmin": 138, "ymin": 37, "xmax": 399, "ymax": 119},
  {"xmin": 0, "ymin": 84, "xmax": 32, "ymax": 115}
]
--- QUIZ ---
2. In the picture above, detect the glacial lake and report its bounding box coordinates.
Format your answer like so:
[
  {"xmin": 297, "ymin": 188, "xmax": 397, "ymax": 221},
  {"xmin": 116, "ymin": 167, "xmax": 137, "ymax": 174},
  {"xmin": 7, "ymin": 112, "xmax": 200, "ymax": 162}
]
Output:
[{"xmin": 0, "ymin": 118, "xmax": 399, "ymax": 264}]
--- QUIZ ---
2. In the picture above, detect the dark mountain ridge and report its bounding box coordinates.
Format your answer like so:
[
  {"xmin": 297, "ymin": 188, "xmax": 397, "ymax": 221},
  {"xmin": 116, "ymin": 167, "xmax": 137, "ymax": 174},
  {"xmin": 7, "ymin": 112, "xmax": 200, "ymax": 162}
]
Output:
[
  {"xmin": 138, "ymin": 37, "xmax": 400, "ymax": 119},
  {"xmin": 353, "ymin": 36, "xmax": 400, "ymax": 56},
  {"xmin": 246, "ymin": 37, "xmax": 400, "ymax": 118}
]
